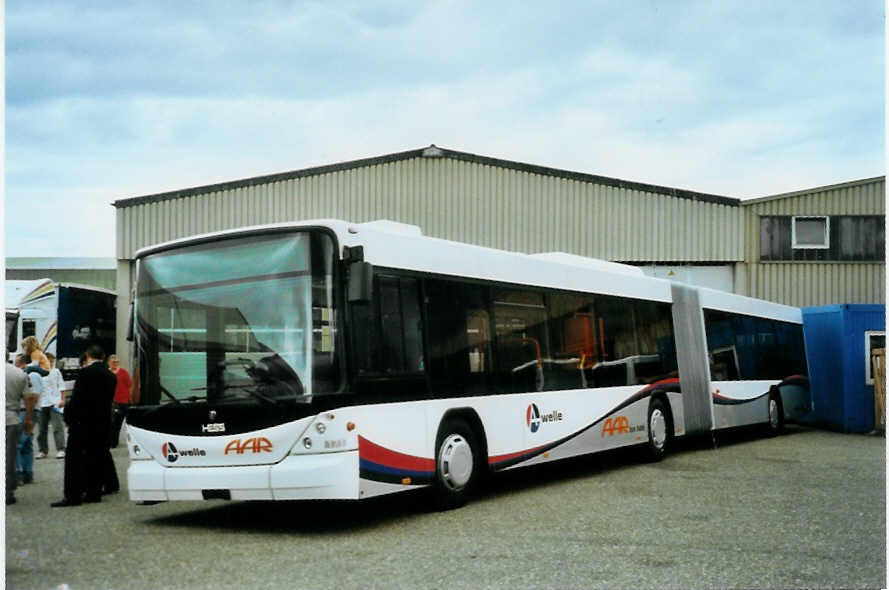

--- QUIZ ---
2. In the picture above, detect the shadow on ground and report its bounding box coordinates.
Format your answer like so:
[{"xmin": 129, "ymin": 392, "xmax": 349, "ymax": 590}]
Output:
[{"xmin": 141, "ymin": 424, "xmax": 814, "ymax": 534}]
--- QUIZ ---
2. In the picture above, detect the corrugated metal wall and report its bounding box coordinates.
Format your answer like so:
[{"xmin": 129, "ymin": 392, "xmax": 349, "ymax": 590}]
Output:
[
  {"xmin": 116, "ymin": 155, "xmax": 744, "ymax": 262},
  {"xmin": 744, "ymin": 262, "xmax": 885, "ymax": 307},
  {"xmin": 742, "ymin": 177, "xmax": 886, "ymax": 306}
]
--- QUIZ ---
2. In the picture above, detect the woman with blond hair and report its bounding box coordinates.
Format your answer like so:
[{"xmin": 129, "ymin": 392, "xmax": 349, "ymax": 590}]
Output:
[{"xmin": 21, "ymin": 336, "xmax": 51, "ymax": 375}]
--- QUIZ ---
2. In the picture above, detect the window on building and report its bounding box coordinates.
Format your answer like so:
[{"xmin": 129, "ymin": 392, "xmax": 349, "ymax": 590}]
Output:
[
  {"xmin": 866, "ymin": 331, "xmax": 886, "ymax": 386},
  {"xmin": 761, "ymin": 215, "xmax": 884, "ymax": 261},
  {"xmin": 792, "ymin": 216, "xmax": 829, "ymax": 249}
]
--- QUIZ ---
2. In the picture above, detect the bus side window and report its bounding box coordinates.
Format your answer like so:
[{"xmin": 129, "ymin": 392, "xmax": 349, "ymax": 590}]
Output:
[
  {"xmin": 22, "ymin": 320, "xmax": 36, "ymax": 340},
  {"xmin": 775, "ymin": 322, "xmax": 808, "ymax": 378},
  {"xmin": 545, "ymin": 293, "xmax": 596, "ymax": 391},
  {"xmin": 590, "ymin": 295, "xmax": 636, "ymax": 387},
  {"xmin": 705, "ymin": 310, "xmax": 740, "ymax": 381},
  {"xmin": 425, "ymin": 279, "xmax": 492, "ymax": 396},
  {"xmin": 492, "ymin": 288, "xmax": 548, "ymax": 394},
  {"xmin": 754, "ymin": 318, "xmax": 781, "ymax": 379},
  {"xmin": 350, "ymin": 275, "xmax": 425, "ymax": 377},
  {"xmin": 633, "ymin": 301, "xmax": 678, "ymax": 384}
]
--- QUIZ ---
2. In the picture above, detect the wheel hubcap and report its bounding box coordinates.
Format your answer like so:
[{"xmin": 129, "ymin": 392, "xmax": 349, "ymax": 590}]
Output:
[
  {"xmin": 650, "ymin": 409, "xmax": 666, "ymax": 450},
  {"xmin": 438, "ymin": 434, "xmax": 473, "ymax": 491}
]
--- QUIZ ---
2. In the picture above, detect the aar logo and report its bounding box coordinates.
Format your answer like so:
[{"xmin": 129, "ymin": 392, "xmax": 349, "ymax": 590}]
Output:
[
  {"xmin": 162, "ymin": 442, "xmax": 179, "ymax": 463},
  {"xmin": 224, "ymin": 437, "xmax": 273, "ymax": 455},
  {"xmin": 526, "ymin": 404, "xmax": 541, "ymax": 433}
]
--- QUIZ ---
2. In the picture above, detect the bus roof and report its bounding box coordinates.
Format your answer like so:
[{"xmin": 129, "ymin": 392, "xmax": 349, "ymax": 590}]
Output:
[
  {"xmin": 132, "ymin": 219, "xmax": 801, "ymax": 320},
  {"xmin": 696, "ymin": 286, "xmax": 802, "ymax": 324},
  {"xmin": 135, "ymin": 219, "xmax": 673, "ymax": 304}
]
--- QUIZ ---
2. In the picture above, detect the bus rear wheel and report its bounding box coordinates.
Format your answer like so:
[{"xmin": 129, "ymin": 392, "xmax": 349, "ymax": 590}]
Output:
[
  {"xmin": 645, "ymin": 397, "xmax": 671, "ymax": 462},
  {"xmin": 432, "ymin": 418, "xmax": 479, "ymax": 510},
  {"xmin": 766, "ymin": 390, "xmax": 784, "ymax": 435}
]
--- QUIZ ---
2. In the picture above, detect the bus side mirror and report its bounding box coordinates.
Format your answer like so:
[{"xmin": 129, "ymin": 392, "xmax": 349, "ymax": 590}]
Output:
[
  {"xmin": 126, "ymin": 302, "xmax": 134, "ymax": 342},
  {"xmin": 347, "ymin": 262, "xmax": 374, "ymax": 303}
]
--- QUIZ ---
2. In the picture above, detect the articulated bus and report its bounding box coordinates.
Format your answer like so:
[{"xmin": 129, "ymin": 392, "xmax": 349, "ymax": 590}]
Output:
[{"xmin": 126, "ymin": 219, "xmax": 810, "ymax": 508}]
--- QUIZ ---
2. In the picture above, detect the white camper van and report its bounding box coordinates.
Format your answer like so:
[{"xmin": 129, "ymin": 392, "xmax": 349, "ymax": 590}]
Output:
[{"xmin": 6, "ymin": 278, "xmax": 116, "ymax": 384}]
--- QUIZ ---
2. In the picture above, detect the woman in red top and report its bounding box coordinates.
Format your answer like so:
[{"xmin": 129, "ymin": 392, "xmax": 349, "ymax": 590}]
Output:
[{"xmin": 108, "ymin": 355, "xmax": 132, "ymax": 449}]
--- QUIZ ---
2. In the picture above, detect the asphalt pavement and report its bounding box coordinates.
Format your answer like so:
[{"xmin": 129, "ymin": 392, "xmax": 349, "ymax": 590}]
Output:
[{"xmin": 4, "ymin": 425, "xmax": 886, "ymax": 589}]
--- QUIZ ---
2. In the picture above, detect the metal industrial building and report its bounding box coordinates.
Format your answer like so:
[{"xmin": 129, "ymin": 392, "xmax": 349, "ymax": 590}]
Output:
[
  {"xmin": 111, "ymin": 145, "xmax": 885, "ymax": 362},
  {"xmin": 5, "ymin": 257, "xmax": 117, "ymax": 291},
  {"xmin": 742, "ymin": 176, "xmax": 885, "ymax": 307}
]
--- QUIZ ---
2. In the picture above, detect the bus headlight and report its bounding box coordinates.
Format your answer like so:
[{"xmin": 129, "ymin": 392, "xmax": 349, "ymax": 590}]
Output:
[
  {"xmin": 303, "ymin": 437, "xmax": 313, "ymax": 449},
  {"xmin": 129, "ymin": 442, "xmax": 153, "ymax": 461},
  {"xmin": 315, "ymin": 422, "xmax": 326, "ymax": 434}
]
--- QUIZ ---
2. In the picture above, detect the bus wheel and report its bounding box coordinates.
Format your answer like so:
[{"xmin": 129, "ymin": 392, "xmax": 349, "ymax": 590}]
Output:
[
  {"xmin": 432, "ymin": 418, "xmax": 478, "ymax": 510},
  {"xmin": 766, "ymin": 390, "xmax": 784, "ymax": 435},
  {"xmin": 645, "ymin": 398, "xmax": 670, "ymax": 462}
]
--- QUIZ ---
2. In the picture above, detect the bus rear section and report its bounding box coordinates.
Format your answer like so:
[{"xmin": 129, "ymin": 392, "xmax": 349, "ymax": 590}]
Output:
[{"xmin": 699, "ymin": 291, "xmax": 811, "ymax": 433}]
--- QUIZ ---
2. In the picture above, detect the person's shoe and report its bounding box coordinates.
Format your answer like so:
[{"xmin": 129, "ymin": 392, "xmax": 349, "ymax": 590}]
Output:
[
  {"xmin": 50, "ymin": 498, "xmax": 82, "ymax": 507},
  {"xmin": 83, "ymin": 495, "xmax": 102, "ymax": 504},
  {"xmin": 22, "ymin": 474, "xmax": 33, "ymax": 484},
  {"xmin": 6, "ymin": 496, "xmax": 16, "ymax": 505},
  {"xmin": 35, "ymin": 452, "xmax": 47, "ymax": 459},
  {"xmin": 55, "ymin": 450, "xmax": 65, "ymax": 459}
]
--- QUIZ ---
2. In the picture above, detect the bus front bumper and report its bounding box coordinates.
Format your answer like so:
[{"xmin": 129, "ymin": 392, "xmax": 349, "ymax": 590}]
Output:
[{"xmin": 127, "ymin": 450, "xmax": 360, "ymax": 502}]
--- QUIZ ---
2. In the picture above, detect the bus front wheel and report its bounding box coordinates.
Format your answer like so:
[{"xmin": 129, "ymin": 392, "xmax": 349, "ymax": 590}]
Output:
[{"xmin": 432, "ymin": 418, "xmax": 478, "ymax": 510}]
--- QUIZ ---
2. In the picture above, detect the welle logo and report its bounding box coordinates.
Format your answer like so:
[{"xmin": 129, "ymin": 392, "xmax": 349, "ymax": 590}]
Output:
[
  {"xmin": 526, "ymin": 403, "xmax": 563, "ymax": 433},
  {"xmin": 162, "ymin": 442, "xmax": 179, "ymax": 462},
  {"xmin": 161, "ymin": 441, "xmax": 206, "ymax": 462}
]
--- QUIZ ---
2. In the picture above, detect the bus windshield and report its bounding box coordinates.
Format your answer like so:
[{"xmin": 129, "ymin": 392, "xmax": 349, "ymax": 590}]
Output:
[{"xmin": 134, "ymin": 231, "xmax": 339, "ymax": 406}]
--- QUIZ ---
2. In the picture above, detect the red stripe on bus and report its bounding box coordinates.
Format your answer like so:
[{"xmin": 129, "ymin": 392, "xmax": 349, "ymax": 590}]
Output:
[
  {"xmin": 488, "ymin": 445, "xmax": 546, "ymax": 465},
  {"xmin": 358, "ymin": 436, "xmax": 435, "ymax": 472}
]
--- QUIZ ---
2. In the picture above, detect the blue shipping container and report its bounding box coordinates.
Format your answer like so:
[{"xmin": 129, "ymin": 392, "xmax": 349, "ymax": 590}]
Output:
[{"xmin": 802, "ymin": 304, "xmax": 886, "ymax": 433}]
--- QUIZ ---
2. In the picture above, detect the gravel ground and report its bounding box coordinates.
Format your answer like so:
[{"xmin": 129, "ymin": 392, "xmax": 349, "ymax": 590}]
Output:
[{"xmin": 5, "ymin": 425, "xmax": 885, "ymax": 590}]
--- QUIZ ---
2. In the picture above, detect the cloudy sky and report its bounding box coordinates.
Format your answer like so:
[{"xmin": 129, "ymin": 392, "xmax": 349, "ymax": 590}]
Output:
[{"xmin": 4, "ymin": 1, "xmax": 885, "ymax": 257}]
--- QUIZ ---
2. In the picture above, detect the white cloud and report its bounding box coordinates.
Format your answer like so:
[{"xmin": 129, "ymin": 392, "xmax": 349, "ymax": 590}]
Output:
[{"xmin": 4, "ymin": 1, "xmax": 883, "ymax": 256}]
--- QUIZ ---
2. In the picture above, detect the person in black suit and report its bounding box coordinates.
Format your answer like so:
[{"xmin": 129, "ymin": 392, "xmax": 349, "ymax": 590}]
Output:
[{"xmin": 51, "ymin": 345, "xmax": 117, "ymax": 507}]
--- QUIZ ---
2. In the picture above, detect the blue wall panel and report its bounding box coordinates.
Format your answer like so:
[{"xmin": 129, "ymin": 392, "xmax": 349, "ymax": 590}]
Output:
[{"xmin": 802, "ymin": 304, "xmax": 885, "ymax": 432}]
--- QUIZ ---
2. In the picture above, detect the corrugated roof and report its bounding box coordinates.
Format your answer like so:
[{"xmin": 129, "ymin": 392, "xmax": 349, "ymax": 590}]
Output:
[
  {"xmin": 741, "ymin": 176, "xmax": 885, "ymax": 205},
  {"xmin": 5, "ymin": 257, "xmax": 117, "ymax": 270},
  {"xmin": 112, "ymin": 145, "xmax": 740, "ymax": 209}
]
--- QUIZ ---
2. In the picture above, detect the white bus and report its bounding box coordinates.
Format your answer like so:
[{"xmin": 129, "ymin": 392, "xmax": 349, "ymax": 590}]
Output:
[{"xmin": 126, "ymin": 219, "xmax": 810, "ymax": 508}]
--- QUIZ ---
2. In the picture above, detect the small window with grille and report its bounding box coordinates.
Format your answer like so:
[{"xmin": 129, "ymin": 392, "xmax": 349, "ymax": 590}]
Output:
[{"xmin": 792, "ymin": 216, "xmax": 830, "ymax": 249}]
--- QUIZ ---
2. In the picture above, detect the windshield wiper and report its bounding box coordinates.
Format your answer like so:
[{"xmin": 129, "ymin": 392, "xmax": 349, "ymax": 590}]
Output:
[
  {"xmin": 193, "ymin": 382, "xmax": 280, "ymax": 406},
  {"xmin": 160, "ymin": 385, "xmax": 181, "ymax": 404}
]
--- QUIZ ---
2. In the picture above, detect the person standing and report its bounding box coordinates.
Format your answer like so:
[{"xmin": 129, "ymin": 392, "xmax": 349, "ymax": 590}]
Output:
[
  {"xmin": 6, "ymin": 355, "xmax": 33, "ymax": 505},
  {"xmin": 14, "ymin": 354, "xmax": 42, "ymax": 485},
  {"xmin": 107, "ymin": 354, "xmax": 132, "ymax": 448},
  {"xmin": 21, "ymin": 336, "xmax": 51, "ymax": 372},
  {"xmin": 36, "ymin": 353, "xmax": 66, "ymax": 459},
  {"xmin": 51, "ymin": 344, "xmax": 116, "ymax": 507}
]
